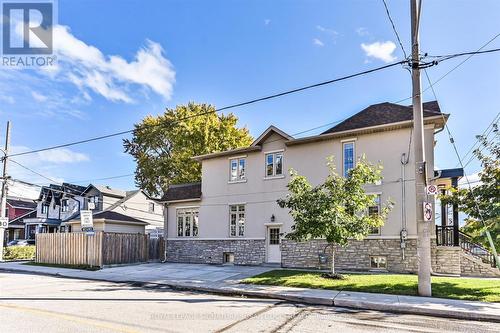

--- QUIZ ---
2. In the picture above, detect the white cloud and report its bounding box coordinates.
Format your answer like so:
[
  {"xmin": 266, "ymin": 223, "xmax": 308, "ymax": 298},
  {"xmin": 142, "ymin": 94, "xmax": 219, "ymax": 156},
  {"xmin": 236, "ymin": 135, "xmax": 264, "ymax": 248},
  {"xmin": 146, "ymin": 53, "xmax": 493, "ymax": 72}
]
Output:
[
  {"xmin": 361, "ymin": 41, "xmax": 397, "ymax": 63},
  {"xmin": 313, "ymin": 38, "xmax": 324, "ymax": 47},
  {"xmin": 37, "ymin": 148, "xmax": 90, "ymax": 164},
  {"xmin": 316, "ymin": 25, "xmax": 338, "ymax": 37},
  {"xmin": 31, "ymin": 91, "xmax": 48, "ymax": 102},
  {"xmin": 13, "ymin": 23, "xmax": 176, "ymax": 103},
  {"xmin": 0, "ymin": 94, "xmax": 15, "ymax": 104},
  {"xmin": 356, "ymin": 27, "xmax": 369, "ymax": 36}
]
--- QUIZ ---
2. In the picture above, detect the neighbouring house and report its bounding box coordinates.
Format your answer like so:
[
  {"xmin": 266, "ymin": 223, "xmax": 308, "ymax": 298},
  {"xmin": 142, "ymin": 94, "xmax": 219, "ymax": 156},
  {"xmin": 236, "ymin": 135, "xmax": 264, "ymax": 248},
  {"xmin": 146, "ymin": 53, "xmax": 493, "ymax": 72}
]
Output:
[
  {"xmin": 161, "ymin": 101, "xmax": 500, "ymax": 277},
  {"xmin": 23, "ymin": 183, "xmax": 87, "ymax": 240},
  {"xmin": 65, "ymin": 211, "xmax": 149, "ymax": 234},
  {"xmin": 4, "ymin": 197, "xmax": 37, "ymax": 242},
  {"xmin": 24, "ymin": 183, "xmax": 162, "ymax": 239},
  {"xmin": 79, "ymin": 184, "xmax": 163, "ymax": 234}
]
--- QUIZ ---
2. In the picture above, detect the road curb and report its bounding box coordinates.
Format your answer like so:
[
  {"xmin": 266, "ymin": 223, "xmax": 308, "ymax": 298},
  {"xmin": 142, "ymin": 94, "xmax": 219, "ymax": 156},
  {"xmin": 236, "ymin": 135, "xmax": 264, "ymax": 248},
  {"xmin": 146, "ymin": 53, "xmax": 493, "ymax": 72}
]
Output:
[{"xmin": 1, "ymin": 266, "xmax": 498, "ymax": 322}]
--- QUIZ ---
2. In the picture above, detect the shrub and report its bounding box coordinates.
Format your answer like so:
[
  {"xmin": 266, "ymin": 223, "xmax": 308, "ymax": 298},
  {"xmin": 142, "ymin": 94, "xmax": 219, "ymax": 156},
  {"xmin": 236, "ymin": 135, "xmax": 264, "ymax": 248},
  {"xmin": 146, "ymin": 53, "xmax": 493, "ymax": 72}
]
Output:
[{"xmin": 3, "ymin": 245, "xmax": 35, "ymax": 260}]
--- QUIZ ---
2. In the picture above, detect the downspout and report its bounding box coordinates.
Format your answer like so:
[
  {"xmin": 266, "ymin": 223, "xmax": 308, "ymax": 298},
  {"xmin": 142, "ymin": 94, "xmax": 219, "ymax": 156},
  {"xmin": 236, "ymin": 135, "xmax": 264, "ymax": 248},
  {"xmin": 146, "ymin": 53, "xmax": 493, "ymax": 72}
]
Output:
[
  {"xmin": 400, "ymin": 153, "xmax": 409, "ymax": 260},
  {"xmin": 162, "ymin": 203, "xmax": 168, "ymax": 263}
]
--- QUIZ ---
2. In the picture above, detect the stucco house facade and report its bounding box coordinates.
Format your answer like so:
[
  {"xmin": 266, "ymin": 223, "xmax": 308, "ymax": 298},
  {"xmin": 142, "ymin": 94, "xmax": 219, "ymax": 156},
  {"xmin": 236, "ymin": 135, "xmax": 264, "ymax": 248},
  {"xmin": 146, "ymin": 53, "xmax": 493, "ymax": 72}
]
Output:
[{"xmin": 162, "ymin": 101, "xmax": 499, "ymax": 277}]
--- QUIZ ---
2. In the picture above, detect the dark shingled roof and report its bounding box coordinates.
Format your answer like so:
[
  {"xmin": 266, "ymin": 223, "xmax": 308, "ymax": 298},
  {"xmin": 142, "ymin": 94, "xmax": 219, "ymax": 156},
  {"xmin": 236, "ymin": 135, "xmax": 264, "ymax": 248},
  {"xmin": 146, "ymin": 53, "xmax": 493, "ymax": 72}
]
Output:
[
  {"xmin": 7, "ymin": 199, "xmax": 37, "ymax": 210},
  {"xmin": 322, "ymin": 101, "xmax": 442, "ymax": 134},
  {"xmin": 162, "ymin": 183, "xmax": 202, "ymax": 202},
  {"xmin": 70, "ymin": 210, "xmax": 148, "ymax": 224}
]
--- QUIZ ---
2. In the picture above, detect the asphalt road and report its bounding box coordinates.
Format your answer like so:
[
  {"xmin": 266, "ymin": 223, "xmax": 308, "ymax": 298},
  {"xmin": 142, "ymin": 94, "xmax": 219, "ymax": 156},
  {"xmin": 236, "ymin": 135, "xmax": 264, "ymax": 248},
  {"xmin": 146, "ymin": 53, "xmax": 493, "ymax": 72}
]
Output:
[{"xmin": 0, "ymin": 272, "xmax": 497, "ymax": 333}]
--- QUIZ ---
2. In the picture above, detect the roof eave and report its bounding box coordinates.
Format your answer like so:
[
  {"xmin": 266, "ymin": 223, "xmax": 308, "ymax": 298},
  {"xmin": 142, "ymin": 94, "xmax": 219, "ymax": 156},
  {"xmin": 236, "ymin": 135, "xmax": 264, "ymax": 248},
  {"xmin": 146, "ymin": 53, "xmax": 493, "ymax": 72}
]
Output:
[
  {"xmin": 287, "ymin": 115, "xmax": 446, "ymax": 146},
  {"xmin": 192, "ymin": 146, "xmax": 261, "ymax": 161}
]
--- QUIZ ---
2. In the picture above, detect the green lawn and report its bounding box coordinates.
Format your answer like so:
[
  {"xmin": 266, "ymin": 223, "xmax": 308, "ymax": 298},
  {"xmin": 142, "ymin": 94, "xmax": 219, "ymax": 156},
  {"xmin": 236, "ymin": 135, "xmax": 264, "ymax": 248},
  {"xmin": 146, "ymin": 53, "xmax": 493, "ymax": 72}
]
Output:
[{"xmin": 242, "ymin": 270, "xmax": 500, "ymax": 303}]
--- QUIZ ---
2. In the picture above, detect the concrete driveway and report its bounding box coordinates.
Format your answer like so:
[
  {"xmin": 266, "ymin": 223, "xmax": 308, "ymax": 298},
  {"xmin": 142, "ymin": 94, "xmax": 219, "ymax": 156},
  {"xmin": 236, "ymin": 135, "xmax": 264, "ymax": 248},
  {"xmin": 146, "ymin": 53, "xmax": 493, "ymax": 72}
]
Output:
[
  {"xmin": 100, "ymin": 262, "xmax": 275, "ymax": 285},
  {"xmin": 0, "ymin": 261, "xmax": 274, "ymax": 285}
]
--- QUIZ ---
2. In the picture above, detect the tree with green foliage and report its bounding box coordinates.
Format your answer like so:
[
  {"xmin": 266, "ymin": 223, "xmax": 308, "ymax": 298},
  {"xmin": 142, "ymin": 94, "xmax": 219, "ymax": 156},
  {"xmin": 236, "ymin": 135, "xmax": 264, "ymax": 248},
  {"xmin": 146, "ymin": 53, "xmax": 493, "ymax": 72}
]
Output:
[
  {"xmin": 124, "ymin": 103, "xmax": 253, "ymax": 197},
  {"xmin": 442, "ymin": 127, "xmax": 499, "ymax": 258},
  {"xmin": 277, "ymin": 157, "xmax": 393, "ymax": 277}
]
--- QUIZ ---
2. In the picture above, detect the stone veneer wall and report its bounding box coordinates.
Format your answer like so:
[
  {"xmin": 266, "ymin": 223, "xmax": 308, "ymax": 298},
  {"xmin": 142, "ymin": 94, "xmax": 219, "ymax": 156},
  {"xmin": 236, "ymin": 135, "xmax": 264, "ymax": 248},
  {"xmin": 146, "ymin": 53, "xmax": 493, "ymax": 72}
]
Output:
[
  {"xmin": 166, "ymin": 239, "xmax": 266, "ymax": 265},
  {"xmin": 433, "ymin": 246, "xmax": 461, "ymax": 275},
  {"xmin": 461, "ymin": 253, "xmax": 500, "ymax": 277},
  {"xmin": 281, "ymin": 239, "xmax": 420, "ymax": 273}
]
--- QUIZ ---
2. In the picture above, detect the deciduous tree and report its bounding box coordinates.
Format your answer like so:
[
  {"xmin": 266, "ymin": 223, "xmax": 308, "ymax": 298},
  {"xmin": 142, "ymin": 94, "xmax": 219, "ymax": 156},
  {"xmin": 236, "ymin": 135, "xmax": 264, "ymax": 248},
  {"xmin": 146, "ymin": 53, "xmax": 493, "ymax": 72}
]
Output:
[
  {"xmin": 277, "ymin": 157, "xmax": 393, "ymax": 277},
  {"xmin": 124, "ymin": 103, "xmax": 253, "ymax": 197}
]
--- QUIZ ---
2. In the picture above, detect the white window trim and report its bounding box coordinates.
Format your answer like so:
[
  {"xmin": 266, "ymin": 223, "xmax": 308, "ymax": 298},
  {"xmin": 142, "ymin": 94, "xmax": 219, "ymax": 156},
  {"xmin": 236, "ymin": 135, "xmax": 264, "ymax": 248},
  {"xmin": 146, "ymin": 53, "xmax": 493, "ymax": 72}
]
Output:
[
  {"xmin": 229, "ymin": 157, "xmax": 247, "ymax": 182},
  {"xmin": 340, "ymin": 137, "xmax": 357, "ymax": 143},
  {"xmin": 342, "ymin": 141, "xmax": 356, "ymax": 177},
  {"xmin": 367, "ymin": 193, "xmax": 382, "ymax": 235},
  {"xmin": 228, "ymin": 204, "xmax": 245, "ymax": 238},
  {"xmin": 176, "ymin": 207, "xmax": 200, "ymax": 238},
  {"xmin": 264, "ymin": 151, "xmax": 284, "ymax": 178}
]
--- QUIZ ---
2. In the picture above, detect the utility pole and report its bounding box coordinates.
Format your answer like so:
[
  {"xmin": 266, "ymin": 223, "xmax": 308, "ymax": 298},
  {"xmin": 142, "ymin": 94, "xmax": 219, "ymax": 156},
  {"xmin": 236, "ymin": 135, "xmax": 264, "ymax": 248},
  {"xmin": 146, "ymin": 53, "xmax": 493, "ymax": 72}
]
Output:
[
  {"xmin": 411, "ymin": 0, "xmax": 432, "ymax": 296},
  {"xmin": 0, "ymin": 121, "xmax": 11, "ymax": 261}
]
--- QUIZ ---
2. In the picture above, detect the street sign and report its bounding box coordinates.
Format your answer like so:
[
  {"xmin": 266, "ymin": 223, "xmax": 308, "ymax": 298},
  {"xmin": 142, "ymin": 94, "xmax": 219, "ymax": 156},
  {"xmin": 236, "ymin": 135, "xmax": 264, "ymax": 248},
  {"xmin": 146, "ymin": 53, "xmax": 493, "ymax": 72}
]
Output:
[
  {"xmin": 80, "ymin": 210, "xmax": 93, "ymax": 228},
  {"xmin": 423, "ymin": 202, "xmax": 433, "ymax": 222},
  {"xmin": 0, "ymin": 217, "xmax": 8, "ymax": 229},
  {"xmin": 426, "ymin": 184, "xmax": 438, "ymax": 196}
]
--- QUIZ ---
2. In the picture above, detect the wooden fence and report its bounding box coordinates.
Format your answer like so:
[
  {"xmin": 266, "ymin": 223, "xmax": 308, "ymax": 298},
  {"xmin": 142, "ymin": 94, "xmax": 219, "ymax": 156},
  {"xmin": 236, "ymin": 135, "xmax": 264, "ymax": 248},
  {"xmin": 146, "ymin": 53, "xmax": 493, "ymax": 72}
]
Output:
[{"xmin": 35, "ymin": 232, "xmax": 164, "ymax": 268}]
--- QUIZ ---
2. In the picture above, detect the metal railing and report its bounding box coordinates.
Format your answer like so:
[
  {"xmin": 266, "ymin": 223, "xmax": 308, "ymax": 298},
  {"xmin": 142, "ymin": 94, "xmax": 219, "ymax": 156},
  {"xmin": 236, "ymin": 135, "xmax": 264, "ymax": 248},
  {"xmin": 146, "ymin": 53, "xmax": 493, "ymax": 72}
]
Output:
[{"xmin": 436, "ymin": 225, "xmax": 497, "ymax": 268}]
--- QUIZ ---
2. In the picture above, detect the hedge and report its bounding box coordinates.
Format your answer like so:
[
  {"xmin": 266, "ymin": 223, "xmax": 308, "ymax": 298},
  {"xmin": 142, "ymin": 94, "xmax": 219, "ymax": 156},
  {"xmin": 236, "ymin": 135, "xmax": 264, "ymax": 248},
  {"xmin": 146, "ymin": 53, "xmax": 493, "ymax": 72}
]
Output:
[{"xmin": 3, "ymin": 245, "xmax": 35, "ymax": 260}]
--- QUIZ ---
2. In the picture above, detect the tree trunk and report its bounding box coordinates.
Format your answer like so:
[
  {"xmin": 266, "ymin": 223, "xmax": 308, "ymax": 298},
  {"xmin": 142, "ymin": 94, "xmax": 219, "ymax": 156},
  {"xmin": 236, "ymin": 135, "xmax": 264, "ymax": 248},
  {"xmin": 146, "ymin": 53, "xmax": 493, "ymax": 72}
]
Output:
[{"xmin": 331, "ymin": 243, "xmax": 335, "ymax": 275}]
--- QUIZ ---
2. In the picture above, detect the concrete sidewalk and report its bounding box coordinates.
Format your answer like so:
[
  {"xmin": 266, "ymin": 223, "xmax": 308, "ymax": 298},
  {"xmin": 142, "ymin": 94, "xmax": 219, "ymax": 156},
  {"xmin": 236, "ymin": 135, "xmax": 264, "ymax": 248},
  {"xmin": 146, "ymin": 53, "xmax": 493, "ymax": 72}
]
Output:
[{"xmin": 1, "ymin": 261, "xmax": 499, "ymax": 322}]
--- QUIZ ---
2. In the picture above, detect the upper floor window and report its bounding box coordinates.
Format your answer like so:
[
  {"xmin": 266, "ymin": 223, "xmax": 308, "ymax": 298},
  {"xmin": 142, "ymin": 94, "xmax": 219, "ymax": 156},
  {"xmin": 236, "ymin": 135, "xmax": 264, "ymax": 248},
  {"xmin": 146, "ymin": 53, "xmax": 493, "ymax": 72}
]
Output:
[
  {"xmin": 61, "ymin": 199, "xmax": 69, "ymax": 212},
  {"xmin": 229, "ymin": 204, "xmax": 245, "ymax": 237},
  {"xmin": 148, "ymin": 202, "xmax": 155, "ymax": 213},
  {"xmin": 41, "ymin": 203, "xmax": 49, "ymax": 214},
  {"xmin": 265, "ymin": 151, "xmax": 283, "ymax": 177},
  {"xmin": 343, "ymin": 142, "xmax": 355, "ymax": 177},
  {"xmin": 229, "ymin": 157, "xmax": 246, "ymax": 182},
  {"xmin": 177, "ymin": 208, "xmax": 199, "ymax": 237},
  {"xmin": 88, "ymin": 196, "xmax": 99, "ymax": 210},
  {"xmin": 368, "ymin": 194, "xmax": 381, "ymax": 235}
]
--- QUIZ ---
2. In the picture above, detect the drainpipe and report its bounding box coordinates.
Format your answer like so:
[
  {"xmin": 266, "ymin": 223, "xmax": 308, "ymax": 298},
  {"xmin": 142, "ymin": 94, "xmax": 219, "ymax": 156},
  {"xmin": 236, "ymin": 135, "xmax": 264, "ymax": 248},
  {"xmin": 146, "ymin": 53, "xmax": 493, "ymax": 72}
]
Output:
[
  {"xmin": 161, "ymin": 203, "xmax": 168, "ymax": 263},
  {"xmin": 400, "ymin": 153, "xmax": 409, "ymax": 260}
]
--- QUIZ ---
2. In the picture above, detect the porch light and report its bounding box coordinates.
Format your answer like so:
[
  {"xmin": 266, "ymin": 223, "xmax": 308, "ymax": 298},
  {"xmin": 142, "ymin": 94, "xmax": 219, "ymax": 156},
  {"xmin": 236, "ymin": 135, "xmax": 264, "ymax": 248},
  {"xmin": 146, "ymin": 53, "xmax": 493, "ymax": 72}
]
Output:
[{"xmin": 270, "ymin": 214, "xmax": 275, "ymax": 222}]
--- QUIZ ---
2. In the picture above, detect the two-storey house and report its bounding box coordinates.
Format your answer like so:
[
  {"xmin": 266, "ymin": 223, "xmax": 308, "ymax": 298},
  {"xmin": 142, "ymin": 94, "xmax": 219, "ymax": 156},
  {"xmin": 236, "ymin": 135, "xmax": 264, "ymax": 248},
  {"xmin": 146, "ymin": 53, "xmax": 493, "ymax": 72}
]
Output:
[{"xmin": 161, "ymin": 101, "xmax": 499, "ymax": 277}]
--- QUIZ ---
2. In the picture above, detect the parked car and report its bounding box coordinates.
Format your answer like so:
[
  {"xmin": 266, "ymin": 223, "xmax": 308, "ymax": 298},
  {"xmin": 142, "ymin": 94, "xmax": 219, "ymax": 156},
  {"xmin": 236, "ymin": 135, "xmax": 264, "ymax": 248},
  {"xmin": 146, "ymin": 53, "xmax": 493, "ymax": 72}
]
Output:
[{"xmin": 7, "ymin": 239, "xmax": 32, "ymax": 246}]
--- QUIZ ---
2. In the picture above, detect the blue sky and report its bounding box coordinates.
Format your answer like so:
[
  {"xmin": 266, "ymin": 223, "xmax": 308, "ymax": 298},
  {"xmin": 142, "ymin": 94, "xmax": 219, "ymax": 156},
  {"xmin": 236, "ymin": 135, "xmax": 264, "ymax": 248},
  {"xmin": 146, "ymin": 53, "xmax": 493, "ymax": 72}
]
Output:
[{"xmin": 1, "ymin": 0, "xmax": 499, "ymax": 195}]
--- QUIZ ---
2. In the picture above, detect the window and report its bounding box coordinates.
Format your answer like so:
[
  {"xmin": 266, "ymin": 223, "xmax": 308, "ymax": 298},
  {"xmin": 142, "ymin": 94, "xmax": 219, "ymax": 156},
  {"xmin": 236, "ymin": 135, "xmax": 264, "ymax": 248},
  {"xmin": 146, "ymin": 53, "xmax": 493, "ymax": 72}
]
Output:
[
  {"xmin": 368, "ymin": 195, "xmax": 381, "ymax": 235},
  {"xmin": 88, "ymin": 196, "xmax": 99, "ymax": 210},
  {"xmin": 229, "ymin": 157, "xmax": 246, "ymax": 181},
  {"xmin": 41, "ymin": 203, "xmax": 49, "ymax": 214},
  {"xmin": 229, "ymin": 205, "xmax": 245, "ymax": 237},
  {"xmin": 265, "ymin": 151, "xmax": 283, "ymax": 177},
  {"xmin": 148, "ymin": 202, "xmax": 155, "ymax": 213},
  {"xmin": 269, "ymin": 228, "xmax": 280, "ymax": 245},
  {"xmin": 61, "ymin": 199, "xmax": 69, "ymax": 212},
  {"xmin": 176, "ymin": 208, "xmax": 199, "ymax": 237},
  {"xmin": 343, "ymin": 142, "xmax": 355, "ymax": 177},
  {"xmin": 370, "ymin": 256, "xmax": 387, "ymax": 269}
]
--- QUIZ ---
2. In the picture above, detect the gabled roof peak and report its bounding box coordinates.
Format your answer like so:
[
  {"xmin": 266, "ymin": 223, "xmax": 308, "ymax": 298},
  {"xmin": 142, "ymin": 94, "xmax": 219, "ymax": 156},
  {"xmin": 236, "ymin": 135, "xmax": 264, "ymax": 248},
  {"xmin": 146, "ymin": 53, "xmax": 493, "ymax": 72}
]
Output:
[{"xmin": 251, "ymin": 125, "xmax": 293, "ymax": 146}]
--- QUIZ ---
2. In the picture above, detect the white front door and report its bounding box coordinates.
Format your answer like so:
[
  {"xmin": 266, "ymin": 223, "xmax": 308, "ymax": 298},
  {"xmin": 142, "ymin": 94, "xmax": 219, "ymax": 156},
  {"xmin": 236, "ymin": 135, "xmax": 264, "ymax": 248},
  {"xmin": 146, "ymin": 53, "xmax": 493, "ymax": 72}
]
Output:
[{"xmin": 267, "ymin": 227, "xmax": 281, "ymax": 263}]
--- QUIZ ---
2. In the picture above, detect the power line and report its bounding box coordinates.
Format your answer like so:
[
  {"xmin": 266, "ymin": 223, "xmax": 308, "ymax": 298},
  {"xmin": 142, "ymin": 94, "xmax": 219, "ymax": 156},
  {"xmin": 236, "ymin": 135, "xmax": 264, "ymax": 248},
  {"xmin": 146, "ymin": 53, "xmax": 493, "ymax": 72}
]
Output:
[
  {"xmin": 381, "ymin": 0, "xmax": 408, "ymax": 59},
  {"xmin": 9, "ymin": 159, "xmax": 60, "ymax": 184},
  {"xmin": 393, "ymin": 36, "xmax": 500, "ymax": 104},
  {"xmin": 423, "ymin": 67, "xmax": 499, "ymax": 266},
  {"xmin": 6, "ymin": 61, "xmax": 407, "ymax": 158},
  {"xmin": 459, "ymin": 112, "xmax": 500, "ymax": 165}
]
